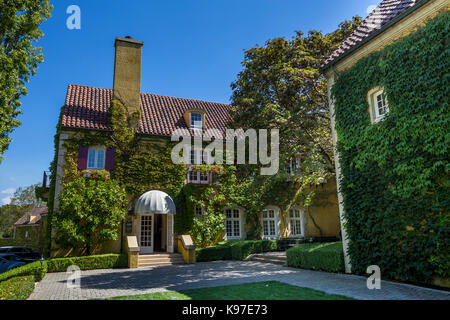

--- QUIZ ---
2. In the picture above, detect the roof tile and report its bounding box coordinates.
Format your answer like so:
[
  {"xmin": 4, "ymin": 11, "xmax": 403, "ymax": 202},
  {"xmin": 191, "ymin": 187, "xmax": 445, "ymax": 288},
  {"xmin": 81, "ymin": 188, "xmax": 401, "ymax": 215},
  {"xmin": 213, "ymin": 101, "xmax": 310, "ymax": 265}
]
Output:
[
  {"xmin": 61, "ymin": 84, "xmax": 232, "ymax": 137},
  {"xmin": 323, "ymin": 0, "xmax": 421, "ymax": 68}
]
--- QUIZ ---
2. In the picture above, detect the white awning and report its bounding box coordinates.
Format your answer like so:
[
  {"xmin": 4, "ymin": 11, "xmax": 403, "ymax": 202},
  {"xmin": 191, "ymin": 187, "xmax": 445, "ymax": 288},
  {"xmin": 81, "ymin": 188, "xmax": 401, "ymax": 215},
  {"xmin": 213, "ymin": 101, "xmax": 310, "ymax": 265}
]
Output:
[{"xmin": 135, "ymin": 190, "xmax": 176, "ymax": 215}]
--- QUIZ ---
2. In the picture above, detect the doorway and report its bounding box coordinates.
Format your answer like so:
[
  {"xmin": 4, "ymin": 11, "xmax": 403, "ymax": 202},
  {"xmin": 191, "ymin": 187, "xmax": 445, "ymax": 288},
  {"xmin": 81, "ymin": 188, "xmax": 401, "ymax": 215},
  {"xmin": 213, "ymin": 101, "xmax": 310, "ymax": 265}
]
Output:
[{"xmin": 154, "ymin": 214, "xmax": 163, "ymax": 252}]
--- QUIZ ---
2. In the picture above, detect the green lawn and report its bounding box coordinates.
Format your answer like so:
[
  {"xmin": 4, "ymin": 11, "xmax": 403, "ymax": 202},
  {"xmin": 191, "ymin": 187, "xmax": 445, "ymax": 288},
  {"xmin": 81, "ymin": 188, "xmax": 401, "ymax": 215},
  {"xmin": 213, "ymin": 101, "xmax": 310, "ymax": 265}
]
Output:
[{"xmin": 106, "ymin": 281, "xmax": 354, "ymax": 300}]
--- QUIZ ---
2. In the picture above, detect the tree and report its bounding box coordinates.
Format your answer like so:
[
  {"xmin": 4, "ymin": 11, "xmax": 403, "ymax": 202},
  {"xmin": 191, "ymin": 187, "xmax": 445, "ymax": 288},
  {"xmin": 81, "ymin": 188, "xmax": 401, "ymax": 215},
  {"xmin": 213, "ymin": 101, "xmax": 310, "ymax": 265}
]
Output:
[
  {"xmin": 0, "ymin": 183, "xmax": 41, "ymax": 237},
  {"xmin": 54, "ymin": 171, "xmax": 127, "ymax": 255},
  {"xmin": 230, "ymin": 17, "xmax": 363, "ymax": 183},
  {"xmin": 0, "ymin": 0, "xmax": 52, "ymax": 163},
  {"xmin": 10, "ymin": 183, "xmax": 41, "ymax": 207}
]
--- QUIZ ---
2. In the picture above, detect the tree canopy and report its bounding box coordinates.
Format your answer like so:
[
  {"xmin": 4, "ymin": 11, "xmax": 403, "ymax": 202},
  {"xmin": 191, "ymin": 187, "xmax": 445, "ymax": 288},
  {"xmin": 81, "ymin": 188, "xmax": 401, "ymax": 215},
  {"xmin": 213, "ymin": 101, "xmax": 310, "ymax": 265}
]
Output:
[
  {"xmin": 230, "ymin": 16, "xmax": 362, "ymax": 183},
  {"xmin": 0, "ymin": 0, "xmax": 52, "ymax": 163}
]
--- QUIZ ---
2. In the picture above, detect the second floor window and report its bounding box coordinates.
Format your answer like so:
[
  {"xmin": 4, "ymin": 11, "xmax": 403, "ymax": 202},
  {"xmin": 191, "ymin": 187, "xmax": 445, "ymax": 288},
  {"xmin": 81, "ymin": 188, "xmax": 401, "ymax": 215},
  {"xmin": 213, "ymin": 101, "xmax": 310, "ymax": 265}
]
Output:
[
  {"xmin": 87, "ymin": 148, "xmax": 105, "ymax": 170},
  {"xmin": 191, "ymin": 113, "xmax": 203, "ymax": 129},
  {"xmin": 368, "ymin": 87, "xmax": 389, "ymax": 123}
]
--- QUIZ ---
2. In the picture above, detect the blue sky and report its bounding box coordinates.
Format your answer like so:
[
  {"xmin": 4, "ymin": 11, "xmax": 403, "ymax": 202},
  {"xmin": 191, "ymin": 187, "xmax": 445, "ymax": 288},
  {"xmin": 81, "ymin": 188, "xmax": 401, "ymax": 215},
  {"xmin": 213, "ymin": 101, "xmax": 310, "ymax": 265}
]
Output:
[{"xmin": 0, "ymin": 0, "xmax": 379, "ymax": 204}]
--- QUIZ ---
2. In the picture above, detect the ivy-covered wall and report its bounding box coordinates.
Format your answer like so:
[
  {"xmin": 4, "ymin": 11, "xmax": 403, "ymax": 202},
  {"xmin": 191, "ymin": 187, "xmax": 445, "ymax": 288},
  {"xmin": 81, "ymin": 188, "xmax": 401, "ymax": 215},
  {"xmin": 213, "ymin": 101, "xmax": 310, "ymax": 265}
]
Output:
[{"xmin": 331, "ymin": 12, "xmax": 449, "ymax": 282}]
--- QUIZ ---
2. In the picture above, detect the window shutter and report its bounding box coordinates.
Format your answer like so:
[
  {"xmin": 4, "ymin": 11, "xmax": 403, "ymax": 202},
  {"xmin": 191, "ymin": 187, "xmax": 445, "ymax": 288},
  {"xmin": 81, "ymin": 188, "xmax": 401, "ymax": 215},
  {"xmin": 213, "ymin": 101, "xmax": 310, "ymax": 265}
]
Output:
[
  {"xmin": 105, "ymin": 148, "xmax": 116, "ymax": 171},
  {"xmin": 77, "ymin": 146, "xmax": 88, "ymax": 170}
]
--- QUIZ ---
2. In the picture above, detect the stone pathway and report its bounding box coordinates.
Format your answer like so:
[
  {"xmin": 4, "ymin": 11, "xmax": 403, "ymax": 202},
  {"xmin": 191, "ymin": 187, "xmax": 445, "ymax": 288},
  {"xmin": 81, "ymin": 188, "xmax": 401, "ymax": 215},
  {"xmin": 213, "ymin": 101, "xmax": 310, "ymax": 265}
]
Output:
[{"xmin": 28, "ymin": 260, "xmax": 450, "ymax": 300}]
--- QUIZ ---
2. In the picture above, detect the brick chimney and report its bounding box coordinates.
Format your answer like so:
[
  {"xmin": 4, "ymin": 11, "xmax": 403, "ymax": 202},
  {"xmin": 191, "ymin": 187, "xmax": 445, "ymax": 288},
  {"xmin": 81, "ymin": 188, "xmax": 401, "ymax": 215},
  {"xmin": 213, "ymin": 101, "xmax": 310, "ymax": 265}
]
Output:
[{"xmin": 113, "ymin": 36, "xmax": 144, "ymax": 116}]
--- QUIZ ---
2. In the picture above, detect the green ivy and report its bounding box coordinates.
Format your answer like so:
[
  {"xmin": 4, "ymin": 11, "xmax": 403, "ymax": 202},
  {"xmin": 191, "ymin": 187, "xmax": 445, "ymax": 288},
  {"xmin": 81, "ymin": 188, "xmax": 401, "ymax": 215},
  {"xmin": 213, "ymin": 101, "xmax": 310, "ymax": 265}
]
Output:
[{"xmin": 331, "ymin": 12, "xmax": 449, "ymax": 282}]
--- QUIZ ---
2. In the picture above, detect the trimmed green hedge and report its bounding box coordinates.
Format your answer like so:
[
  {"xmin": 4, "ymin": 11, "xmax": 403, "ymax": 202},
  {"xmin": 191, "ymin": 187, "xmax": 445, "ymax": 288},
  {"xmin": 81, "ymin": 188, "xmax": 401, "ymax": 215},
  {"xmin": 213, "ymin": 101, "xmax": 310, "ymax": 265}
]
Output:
[
  {"xmin": 46, "ymin": 254, "xmax": 128, "ymax": 273},
  {"xmin": 0, "ymin": 260, "xmax": 47, "ymax": 282},
  {"xmin": 286, "ymin": 242, "xmax": 344, "ymax": 273},
  {"xmin": 196, "ymin": 244, "xmax": 233, "ymax": 262},
  {"xmin": 196, "ymin": 240, "xmax": 278, "ymax": 262},
  {"xmin": 0, "ymin": 276, "xmax": 35, "ymax": 300}
]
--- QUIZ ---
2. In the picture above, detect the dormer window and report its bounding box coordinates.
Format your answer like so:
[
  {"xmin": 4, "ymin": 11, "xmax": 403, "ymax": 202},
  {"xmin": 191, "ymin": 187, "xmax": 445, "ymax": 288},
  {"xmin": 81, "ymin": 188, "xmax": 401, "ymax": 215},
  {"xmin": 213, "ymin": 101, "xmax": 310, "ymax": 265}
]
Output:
[
  {"xmin": 87, "ymin": 147, "xmax": 105, "ymax": 170},
  {"xmin": 191, "ymin": 112, "xmax": 203, "ymax": 129},
  {"xmin": 368, "ymin": 87, "xmax": 389, "ymax": 123}
]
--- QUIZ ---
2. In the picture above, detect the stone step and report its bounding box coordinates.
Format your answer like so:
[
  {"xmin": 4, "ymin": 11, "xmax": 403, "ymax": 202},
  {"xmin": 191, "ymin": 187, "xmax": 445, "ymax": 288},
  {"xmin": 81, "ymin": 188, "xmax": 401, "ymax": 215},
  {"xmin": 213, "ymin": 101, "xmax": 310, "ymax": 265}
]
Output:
[{"xmin": 138, "ymin": 253, "xmax": 185, "ymax": 267}]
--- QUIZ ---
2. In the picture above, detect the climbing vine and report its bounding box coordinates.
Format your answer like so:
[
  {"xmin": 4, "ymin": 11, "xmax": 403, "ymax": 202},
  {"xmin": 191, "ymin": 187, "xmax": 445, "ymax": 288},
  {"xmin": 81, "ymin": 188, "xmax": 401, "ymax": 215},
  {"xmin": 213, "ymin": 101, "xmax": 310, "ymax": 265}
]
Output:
[{"xmin": 331, "ymin": 12, "xmax": 449, "ymax": 282}]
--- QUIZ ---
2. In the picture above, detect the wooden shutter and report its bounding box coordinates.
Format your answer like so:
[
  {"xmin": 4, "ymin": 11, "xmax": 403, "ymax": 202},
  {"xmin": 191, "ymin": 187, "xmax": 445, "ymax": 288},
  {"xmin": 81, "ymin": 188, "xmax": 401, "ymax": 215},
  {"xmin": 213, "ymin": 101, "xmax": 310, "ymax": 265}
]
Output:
[
  {"xmin": 77, "ymin": 146, "xmax": 88, "ymax": 170},
  {"xmin": 105, "ymin": 148, "xmax": 115, "ymax": 171}
]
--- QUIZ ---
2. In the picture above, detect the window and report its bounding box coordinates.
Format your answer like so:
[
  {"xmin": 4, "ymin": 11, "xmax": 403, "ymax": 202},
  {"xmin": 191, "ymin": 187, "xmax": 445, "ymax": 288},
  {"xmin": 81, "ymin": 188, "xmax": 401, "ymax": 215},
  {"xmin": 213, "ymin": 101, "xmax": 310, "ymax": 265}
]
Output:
[
  {"xmin": 191, "ymin": 113, "xmax": 203, "ymax": 129},
  {"xmin": 261, "ymin": 207, "xmax": 278, "ymax": 238},
  {"xmin": 368, "ymin": 87, "xmax": 389, "ymax": 122},
  {"xmin": 288, "ymin": 208, "xmax": 304, "ymax": 237},
  {"xmin": 187, "ymin": 149, "xmax": 211, "ymax": 184},
  {"xmin": 225, "ymin": 208, "xmax": 241, "ymax": 239},
  {"xmin": 87, "ymin": 147, "xmax": 105, "ymax": 169},
  {"xmin": 286, "ymin": 157, "xmax": 300, "ymax": 176}
]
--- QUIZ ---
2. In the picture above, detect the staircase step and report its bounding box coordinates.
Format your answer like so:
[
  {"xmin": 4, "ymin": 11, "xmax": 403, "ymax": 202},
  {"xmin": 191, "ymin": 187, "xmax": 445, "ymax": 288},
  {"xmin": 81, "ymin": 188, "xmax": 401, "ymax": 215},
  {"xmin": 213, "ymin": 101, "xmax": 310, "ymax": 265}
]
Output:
[{"xmin": 137, "ymin": 253, "xmax": 185, "ymax": 267}]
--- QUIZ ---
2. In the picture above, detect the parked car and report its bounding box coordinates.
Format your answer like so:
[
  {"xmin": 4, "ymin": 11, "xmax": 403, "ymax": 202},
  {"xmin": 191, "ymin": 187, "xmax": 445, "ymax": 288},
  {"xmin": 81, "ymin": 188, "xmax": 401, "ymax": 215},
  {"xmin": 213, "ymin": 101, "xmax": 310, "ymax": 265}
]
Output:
[
  {"xmin": 0, "ymin": 253, "xmax": 36, "ymax": 264},
  {"xmin": 0, "ymin": 254, "xmax": 26, "ymax": 273},
  {"xmin": 0, "ymin": 246, "xmax": 41, "ymax": 260}
]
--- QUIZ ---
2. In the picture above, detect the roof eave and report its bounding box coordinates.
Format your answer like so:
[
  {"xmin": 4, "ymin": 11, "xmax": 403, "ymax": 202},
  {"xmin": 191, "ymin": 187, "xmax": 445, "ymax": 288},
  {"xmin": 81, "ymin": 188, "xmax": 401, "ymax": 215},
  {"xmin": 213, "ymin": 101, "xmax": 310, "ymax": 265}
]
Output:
[{"xmin": 321, "ymin": 0, "xmax": 431, "ymax": 73}]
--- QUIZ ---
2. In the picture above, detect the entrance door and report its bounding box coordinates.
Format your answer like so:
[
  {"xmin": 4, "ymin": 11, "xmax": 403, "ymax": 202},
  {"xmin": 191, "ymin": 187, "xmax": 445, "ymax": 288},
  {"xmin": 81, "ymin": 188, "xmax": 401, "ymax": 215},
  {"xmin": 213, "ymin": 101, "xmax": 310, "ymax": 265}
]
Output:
[
  {"xmin": 154, "ymin": 214, "xmax": 163, "ymax": 252},
  {"xmin": 139, "ymin": 215, "xmax": 154, "ymax": 254}
]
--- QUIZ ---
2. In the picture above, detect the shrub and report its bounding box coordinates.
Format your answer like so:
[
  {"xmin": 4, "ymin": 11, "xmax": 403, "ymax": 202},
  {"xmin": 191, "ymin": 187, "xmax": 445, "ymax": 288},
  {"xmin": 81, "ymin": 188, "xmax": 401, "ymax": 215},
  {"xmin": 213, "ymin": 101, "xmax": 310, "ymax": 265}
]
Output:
[
  {"xmin": 261, "ymin": 239, "xmax": 278, "ymax": 252},
  {"xmin": 0, "ymin": 260, "xmax": 47, "ymax": 282},
  {"xmin": 286, "ymin": 242, "xmax": 344, "ymax": 273},
  {"xmin": 230, "ymin": 241, "xmax": 264, "ymax": 260},
  {"xmin": 196, "ymin": 245, "xmax": 233, "ymax": 262},
  {"xmin": 46, "ymin": 254, "xmax": 128, "ymax": 272},
  {"xmin": 0, "ymin": 276, "xmax": 35, "ymax": 300}
]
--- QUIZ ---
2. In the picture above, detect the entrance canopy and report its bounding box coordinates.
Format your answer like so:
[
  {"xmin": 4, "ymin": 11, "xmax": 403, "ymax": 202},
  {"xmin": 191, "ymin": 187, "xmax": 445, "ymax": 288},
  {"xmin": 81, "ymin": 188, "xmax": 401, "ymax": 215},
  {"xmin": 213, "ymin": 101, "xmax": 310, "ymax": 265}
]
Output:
[{"xmin": 135, "ymin": 190, "xmax": 176, "ymax": 215}]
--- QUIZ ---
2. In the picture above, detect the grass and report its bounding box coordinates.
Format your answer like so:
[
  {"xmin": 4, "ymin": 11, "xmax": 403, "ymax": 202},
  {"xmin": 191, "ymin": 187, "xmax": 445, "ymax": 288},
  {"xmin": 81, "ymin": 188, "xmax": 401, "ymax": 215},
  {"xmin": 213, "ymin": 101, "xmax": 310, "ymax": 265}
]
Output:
[{"xmin": 106, "ymin": 281, "xmax": 354, "ymax": 300}]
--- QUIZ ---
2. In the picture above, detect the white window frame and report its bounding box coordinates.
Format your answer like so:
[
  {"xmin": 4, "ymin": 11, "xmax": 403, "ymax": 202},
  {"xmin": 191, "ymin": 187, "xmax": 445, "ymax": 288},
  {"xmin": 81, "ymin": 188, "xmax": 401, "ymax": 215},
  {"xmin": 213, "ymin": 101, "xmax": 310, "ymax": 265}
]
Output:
[
  {"xmin": 87, "ymin": 146, "xmax": 106, "ymax": 170},
  {"xmin": 288, "ymin": 207, "xmax": 305, "ymax": 238},
  {"xmin": 224, "ymin": 207, "xmax": 243, "ymax": 240},
  {"xmin": 261, "ymin": 206, "xmax": 280, "ymax": 239},
  {"xmin": 368, "ymin": 87, "xmax": 389, "ymax": 123},
  {"xmin": 187, "ymin": 149, "xmax": 211, "ymax": 184},
  {"xmin": 190, "ymin": 112, "xmax": 203, "ymax": 129}
]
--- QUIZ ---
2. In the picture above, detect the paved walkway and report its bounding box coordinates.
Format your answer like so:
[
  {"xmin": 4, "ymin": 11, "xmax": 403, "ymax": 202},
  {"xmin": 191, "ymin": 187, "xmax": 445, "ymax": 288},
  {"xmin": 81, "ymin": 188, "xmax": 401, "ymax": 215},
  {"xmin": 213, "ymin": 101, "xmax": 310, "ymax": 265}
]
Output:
[{"xmin": 28, "ymin": 261, "xmax": 450, "ymax": 300}]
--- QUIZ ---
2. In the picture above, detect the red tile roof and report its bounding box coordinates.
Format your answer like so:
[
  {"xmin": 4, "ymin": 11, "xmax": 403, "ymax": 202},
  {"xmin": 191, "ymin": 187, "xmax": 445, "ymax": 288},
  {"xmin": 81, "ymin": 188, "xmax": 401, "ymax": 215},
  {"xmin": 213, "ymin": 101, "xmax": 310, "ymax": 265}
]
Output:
[
  {"xmin": 62, "ymin": 84, "xmax": 232, "ymax": 137},
  {"xmin": 14, "ymin": 207, "xmax": 47, "ymax": 226},
  {"xmin": 322, "ymin": 0, "xmax": 422, "ymax": 69}
]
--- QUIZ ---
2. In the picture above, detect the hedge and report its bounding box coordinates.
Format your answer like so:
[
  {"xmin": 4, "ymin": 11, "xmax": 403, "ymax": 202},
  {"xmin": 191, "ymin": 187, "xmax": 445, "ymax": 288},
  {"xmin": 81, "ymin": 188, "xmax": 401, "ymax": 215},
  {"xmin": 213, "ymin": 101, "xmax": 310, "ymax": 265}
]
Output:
[
  {"xmin": 196, "ymin": 244, "xmax": 233, "ymax": 262},
  {"xmin": 196, "ymin": 240, "xmax": 278, "ymax": 262},
  {"xmin": 0, "ymin": 276, "xmax": 35, "ymax": 300},
  {"xmin": 286, "ymin": 242, "xmax": 344, "ymax": 273},
  {"xmin": 46, "ymin": 254, "xmax": 128, "ymax": 272},
  {"xmin": 0, "ymin": 260, "xmax": 47, "ymax": 282}
]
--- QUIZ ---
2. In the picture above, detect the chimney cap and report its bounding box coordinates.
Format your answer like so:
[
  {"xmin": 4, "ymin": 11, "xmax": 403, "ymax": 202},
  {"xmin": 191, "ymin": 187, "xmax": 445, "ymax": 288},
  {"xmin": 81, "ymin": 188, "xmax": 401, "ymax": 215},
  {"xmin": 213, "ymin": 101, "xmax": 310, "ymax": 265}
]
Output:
[{"xmin": 115, "ymin": 36, "xmax": 144, "ymax": 46}]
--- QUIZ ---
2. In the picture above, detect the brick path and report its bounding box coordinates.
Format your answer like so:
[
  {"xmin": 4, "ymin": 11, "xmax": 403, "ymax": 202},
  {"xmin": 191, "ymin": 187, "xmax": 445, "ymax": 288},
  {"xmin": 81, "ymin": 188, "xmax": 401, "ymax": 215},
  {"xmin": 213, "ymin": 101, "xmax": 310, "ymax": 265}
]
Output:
[{"xmin": 28, "ymin": 261, "xmax": 450, "ymax": 300}]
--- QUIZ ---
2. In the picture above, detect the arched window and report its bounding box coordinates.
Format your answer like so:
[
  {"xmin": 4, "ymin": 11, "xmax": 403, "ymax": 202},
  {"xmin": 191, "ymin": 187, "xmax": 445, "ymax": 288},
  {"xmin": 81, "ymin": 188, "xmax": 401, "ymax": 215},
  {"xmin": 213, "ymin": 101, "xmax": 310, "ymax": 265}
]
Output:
[{"xmin": 261, "ymin": 206, "xmax": 279, "ymax": 239}]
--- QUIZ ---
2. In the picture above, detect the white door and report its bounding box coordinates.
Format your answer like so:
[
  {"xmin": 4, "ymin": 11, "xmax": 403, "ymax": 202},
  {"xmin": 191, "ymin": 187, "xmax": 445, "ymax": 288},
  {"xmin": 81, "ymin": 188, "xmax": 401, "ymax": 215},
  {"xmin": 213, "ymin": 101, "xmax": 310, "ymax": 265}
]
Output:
[{"xmin": 139, "ymin": 215, "xmax": 154, "ymax": 254}]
